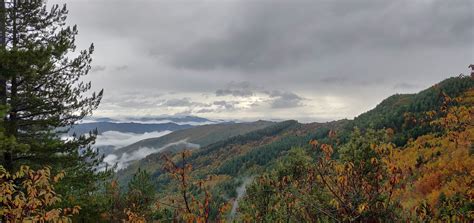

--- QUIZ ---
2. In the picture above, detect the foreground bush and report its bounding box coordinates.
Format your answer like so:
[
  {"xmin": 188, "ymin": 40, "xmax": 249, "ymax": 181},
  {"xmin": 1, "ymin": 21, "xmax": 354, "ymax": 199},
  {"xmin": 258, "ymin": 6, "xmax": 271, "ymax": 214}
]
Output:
[{"xmin": 0, "ymin": 165, "xmax": 79, "ymax": 222}]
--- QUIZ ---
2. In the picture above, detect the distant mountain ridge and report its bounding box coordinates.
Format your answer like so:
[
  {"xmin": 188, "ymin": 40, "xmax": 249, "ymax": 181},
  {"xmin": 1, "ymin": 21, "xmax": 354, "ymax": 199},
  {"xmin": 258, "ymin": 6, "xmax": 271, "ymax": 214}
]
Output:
[
  {"xmin": 126, "ymin": 116, "xmax": 215, "ymax": 124},
  {"xmin": 69, "ymin": 116, "xmax": 223, "ymax": 136},
  {"xmin": 68, "ymin": 122, "xmax": 193, "ymax": 135},
  {"xmin": 81, "ymin": 115, "xmax": 221, "ymax": 125}
]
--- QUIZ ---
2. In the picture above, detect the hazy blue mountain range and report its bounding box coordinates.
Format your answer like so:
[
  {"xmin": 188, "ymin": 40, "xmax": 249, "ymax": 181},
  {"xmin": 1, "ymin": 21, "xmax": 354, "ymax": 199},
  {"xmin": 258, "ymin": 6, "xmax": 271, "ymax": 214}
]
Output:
[
  {"xmin": 80, "ymin": 115, "xmax": 221, "ymax": 125},
  {"xmin": 68, "ymin": 122, "xmax": 193, "ymax": 136}
]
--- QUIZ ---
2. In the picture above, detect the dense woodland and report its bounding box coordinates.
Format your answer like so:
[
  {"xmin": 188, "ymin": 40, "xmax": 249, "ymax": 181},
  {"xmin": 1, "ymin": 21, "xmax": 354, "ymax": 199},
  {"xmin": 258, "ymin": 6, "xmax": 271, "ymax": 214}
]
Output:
[{"xmin": 1, "ymin": 1, "xmax": 473, "ymax": 223}]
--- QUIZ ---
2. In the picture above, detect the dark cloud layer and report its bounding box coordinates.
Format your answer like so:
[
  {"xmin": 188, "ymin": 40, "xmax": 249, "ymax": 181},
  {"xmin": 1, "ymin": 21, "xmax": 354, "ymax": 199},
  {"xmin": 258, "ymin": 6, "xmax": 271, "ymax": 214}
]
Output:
[
  {"xmin": 50, "ymin": 0, "xmax": 474, "ymax": 121},
  {"xmin": 216, "ymin": 89, "xmax": 253, "ymax": 97},
  {"xmin": 215, "ymin": 81, "xmax": 256, "ymax": 97},
  {"xmin": 269, "ymin": 91, "xmax": 304, "ymax": 109},
  {"xmin": 115, "ymin": 65, "xmax": 129, "ymax": 71},
  {"xmin": 170, "ymin": 0, "xmax": 473, "ymax": 71},
  {"xmin": 162, "ymin": 98, "xmax": 205, "ymax": 107}
]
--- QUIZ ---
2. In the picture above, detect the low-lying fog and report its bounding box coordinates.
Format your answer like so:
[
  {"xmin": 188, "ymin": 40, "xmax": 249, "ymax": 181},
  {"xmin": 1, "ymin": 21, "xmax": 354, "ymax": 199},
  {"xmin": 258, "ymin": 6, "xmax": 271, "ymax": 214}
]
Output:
[
  {"xmin": 103, "ymin": 139, "xmax": 200, "ymax": 170},
  {"xmin": 94, "ymin": 130, "xmax": 172, "ymax": 149}
]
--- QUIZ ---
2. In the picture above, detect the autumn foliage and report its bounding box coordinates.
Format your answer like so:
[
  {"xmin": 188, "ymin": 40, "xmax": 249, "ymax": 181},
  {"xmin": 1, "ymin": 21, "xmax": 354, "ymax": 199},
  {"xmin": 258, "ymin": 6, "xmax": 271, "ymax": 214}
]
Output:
[
  {"xmin": 239, "ymin": 129, "xmax": 404, "ymax": 222},
  {"xmin": 0, "ymin": 165, "xmax": 79, "ymax": 222},
  {"xmin": 159, "ymin": 150, "xmax": 230, "ymax": 222},
  {"xmin": 238, "ymin": 87, "xmax": 473, "ymax": 222},
  {"xmin": 391, "ymin": 89, "xmax": 474, "ymax": 221}
]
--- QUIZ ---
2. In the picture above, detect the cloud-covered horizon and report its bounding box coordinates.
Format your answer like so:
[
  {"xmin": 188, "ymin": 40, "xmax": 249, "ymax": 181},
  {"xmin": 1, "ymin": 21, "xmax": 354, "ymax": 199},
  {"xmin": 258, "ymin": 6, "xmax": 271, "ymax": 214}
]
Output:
[{"xmin": 49, "ymin": 0, "xmax": 473, "ymax": 122}]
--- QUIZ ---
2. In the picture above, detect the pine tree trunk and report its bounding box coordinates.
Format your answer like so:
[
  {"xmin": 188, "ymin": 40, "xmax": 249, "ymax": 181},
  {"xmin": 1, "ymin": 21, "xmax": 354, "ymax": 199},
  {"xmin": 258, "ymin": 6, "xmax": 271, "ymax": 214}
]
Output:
[
  {"xmin": 0, "ymin": 0, "xmax": 7, "ymax": 106},
  {"xmin": 3, "ymin": 0, "xmax": 18, "ymax": 172},
  {"xmin": 7, "ymin": 0, "xmax": 18, "ymax": 171},
  {"xmin": 0, "ymin": 0, "xmax": 5, "ymax": 49},
  {"xmin": 0, "ymin": 0, "xmax": 10, "ymax": 171}
]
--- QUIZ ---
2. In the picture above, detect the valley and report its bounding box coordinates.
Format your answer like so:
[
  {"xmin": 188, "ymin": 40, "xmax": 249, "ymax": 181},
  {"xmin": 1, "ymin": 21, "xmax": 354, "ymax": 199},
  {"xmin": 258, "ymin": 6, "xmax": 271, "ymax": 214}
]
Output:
[{"xmin": 67, "ymin": 75, "xmax": 474, "ymax": 221}]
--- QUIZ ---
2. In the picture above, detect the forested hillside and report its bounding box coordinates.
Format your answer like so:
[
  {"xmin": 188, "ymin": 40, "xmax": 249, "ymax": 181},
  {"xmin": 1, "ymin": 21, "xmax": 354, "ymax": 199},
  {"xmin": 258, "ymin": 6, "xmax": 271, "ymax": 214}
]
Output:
[
  {"xmin": 113, "ymin": 120, "xmax": 276, "ymax": 181},
  {"xmin": 115, "ymin": 120, "xmax": 274, "ymax": 155},
  {"xmin": 237, "ymin": 86, "xmax": 473, "ymax": 222},
  {"xmin": 349, "ymin": 76, "xmax": 474, "ymax": 146},
  {"xmin": 109, "ymin": 75, "xmax": 473, "ymax": 222}
]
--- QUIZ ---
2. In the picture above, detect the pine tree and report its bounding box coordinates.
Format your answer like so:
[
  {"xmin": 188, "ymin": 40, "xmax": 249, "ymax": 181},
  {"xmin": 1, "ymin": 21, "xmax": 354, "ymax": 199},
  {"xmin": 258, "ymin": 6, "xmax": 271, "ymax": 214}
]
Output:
[
  {"xmin": 127, "ymin": 168, "xmax": 156, "ymax": 219},
  {"xmin": 0, "ymin": 0, "xmax": 110, "ymax": 219}
]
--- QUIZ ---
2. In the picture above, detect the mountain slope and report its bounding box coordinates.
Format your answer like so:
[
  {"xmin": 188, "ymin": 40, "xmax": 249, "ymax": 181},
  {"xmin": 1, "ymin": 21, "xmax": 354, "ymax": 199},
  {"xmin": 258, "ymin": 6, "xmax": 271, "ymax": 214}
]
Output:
[
  {"xmin": 350, "ymin": 75, "xmax": 474, "ymax": 145},
  {"xmin": 113, "ymin": 120, "xmax": 275, "ymax": 155},
  {"xmin": 108, "ymin": 120, "xmax": 276, "ymax": 172},
  {"xmin": 390, "ymin": 89, "xmax": 474, "ymax": 211},
  {"xmin": 115, "ymin": 75, "xmax": 473, "ymax": 217},
  {"xmin": 115, "ymin": 119, "xmax": 310, "ymax": 184}
]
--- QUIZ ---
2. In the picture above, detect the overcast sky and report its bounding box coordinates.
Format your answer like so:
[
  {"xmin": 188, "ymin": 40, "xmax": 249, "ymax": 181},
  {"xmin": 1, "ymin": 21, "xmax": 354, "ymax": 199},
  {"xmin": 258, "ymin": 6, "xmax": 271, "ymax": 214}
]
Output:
[{"xmin": 48, "ymin": 0, "xmax": 473, "ymax": 122}]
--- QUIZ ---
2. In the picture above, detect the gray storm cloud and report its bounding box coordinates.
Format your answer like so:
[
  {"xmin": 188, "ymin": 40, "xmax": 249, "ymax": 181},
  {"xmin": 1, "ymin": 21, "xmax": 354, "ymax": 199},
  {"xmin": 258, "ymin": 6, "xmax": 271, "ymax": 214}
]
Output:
[
  {"xmin": 170, "ymin": 0, "xmax": 473, "ymax": 71},
  {"xmin": 48, "ymin": 0, "xmax": 474, "ymax": 121},
  {"xmin": 162, "ymin": 98, "xmax": 205, "ymax": 107},
  {"xmin": 269, "ymin": 91, "xmax": 305, "ymax": 109},
  {"xmin": 215, "ymin": 81, "xmax": 258, "ymax": 97}
]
